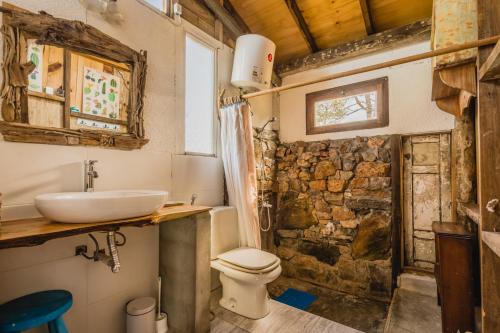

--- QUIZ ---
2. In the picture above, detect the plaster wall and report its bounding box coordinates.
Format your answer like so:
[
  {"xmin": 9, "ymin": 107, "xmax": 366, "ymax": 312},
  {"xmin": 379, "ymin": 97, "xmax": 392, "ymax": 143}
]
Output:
[
  {"xmin": 278, "ymin": 42, "xmax": 455, "ymax": 142},
  {"xmin": 0, "ymin": 1, "xmax": 227, "ymax": 332}
]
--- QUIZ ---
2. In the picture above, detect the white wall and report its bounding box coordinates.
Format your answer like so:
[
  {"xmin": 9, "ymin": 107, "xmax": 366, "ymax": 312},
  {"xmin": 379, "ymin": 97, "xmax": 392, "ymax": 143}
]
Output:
[
  {"xmin": 0, "ymin": 1, "xmax": 227, "ymax": 332},
  {"xmin": 278, "ymin": 42, "xmax": 455, "ymax": 142}
]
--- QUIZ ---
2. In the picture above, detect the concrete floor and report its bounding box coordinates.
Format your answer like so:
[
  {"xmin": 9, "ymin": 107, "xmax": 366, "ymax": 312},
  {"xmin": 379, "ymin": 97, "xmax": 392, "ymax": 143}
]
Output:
[
  {"xmin": 384, "ymin": 288, "xmax": 442, "ymax": 333},
  {"xmin": 210, "ymin": 287, "xmax": 361, "ymax": 333},
  {"xmin": 210, "ymin": 273, "xmax": 446, "ymax": 333},
  {"xmin": 268, "ymin": 276, "xmax": 389, "ymax": 333}
]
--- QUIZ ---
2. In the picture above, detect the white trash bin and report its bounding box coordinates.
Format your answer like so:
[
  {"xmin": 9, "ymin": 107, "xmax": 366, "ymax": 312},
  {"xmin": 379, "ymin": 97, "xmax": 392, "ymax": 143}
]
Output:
[{"xmin": 126, "ymin": 297, "xmax": 156, "ymax": 333}]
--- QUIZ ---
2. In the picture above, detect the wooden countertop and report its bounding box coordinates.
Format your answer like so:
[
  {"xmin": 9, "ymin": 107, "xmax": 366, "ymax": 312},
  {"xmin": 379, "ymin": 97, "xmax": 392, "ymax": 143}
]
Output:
[{"xmin": 0, "ymin": 205, "xmax": 211, "ymax": 249}]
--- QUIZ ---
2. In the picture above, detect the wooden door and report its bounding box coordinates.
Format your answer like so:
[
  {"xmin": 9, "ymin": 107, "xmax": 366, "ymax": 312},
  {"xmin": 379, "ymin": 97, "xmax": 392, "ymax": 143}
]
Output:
[{"xmin": 402, "ymin": 133, "xmax": 452, "ymax": 271}]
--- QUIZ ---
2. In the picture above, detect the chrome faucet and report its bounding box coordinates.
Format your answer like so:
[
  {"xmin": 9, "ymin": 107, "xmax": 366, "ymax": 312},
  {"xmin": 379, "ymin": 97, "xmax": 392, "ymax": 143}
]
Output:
[{"xmin": 84, "ymin": 160, "xmax": 99, "ymax": 192}]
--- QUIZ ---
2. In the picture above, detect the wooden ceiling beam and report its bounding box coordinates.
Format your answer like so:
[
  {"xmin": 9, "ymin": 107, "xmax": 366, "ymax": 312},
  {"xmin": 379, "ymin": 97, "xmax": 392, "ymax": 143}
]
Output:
[
  {"xmin": 197, "ymin": 0, "xmax": 282, "ymax": 86},
  {"xmin": 222, "ymin": 0, "xmax": 251, "ymax": 35},
  {"xmin": 276, "ymin": 19, "xmax": 432, "ymax": 76},
  {"xmin": 200, "ymin": 0, "xmax": 247, "ymax": 37},
  {"xmin": 359, "ymin": 0, "xmax": 374, "ymax": 35},
  {"xmin": 284, "ymin": 0, "xmax": 319, "ymax": 53}
]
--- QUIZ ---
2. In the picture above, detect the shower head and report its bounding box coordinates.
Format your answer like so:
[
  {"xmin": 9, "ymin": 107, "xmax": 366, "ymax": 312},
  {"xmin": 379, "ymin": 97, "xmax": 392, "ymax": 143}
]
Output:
[{"xmin": 259, "ymin": 117, "xmax": 277, "ymax": 132}]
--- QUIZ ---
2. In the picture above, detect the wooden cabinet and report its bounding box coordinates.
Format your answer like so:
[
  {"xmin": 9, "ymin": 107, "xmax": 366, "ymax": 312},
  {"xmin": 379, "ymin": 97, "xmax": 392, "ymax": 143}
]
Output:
[{"xmin": 433, "ymin": 222, "xmax": 478, "ymax": 333}]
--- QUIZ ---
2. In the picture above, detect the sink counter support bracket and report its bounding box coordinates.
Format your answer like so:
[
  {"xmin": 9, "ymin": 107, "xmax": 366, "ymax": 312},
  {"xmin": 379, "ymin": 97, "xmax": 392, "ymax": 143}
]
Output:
[{"xmin": 159, "ymin": 212, "xmax": 211, "ymax": 333}]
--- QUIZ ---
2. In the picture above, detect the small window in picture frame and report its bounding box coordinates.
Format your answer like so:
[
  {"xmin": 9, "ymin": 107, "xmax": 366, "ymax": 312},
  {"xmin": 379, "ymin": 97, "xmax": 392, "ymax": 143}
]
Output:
[{"xmin": 306, "ymin": 77, "xmax": 389, "ymax": 135}]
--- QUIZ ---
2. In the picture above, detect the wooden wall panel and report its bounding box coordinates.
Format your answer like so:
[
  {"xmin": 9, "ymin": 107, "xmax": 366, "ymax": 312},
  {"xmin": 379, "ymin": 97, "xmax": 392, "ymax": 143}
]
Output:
[
  {"xmin": 369, "ymin": 0, "xmax": 432, "ymax": 32},
  {"xmin": 27, "ymin": 95, "xmax": 63, "ymax": 128},
  {"xmin": 69, "ymin": 53, "xmax": 130, "ymax": 123},
  {"xmin": 297, "ymin": 0, "xmax": 366, "ymax": 50},
  {"xmin": 432, "ymin": 0, "xmax": 478, "ymax": 67},
  {"xmin": 229, "ymin": 0, "xmax": 311, "ymax": 62},
  {"xmin": 477, "ymin": 0, "xmax": 500, "ymax": 331}
]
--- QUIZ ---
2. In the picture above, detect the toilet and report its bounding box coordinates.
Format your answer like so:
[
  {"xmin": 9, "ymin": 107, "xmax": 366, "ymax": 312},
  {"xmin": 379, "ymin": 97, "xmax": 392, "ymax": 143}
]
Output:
[{"xmin": 210, "ymin": 206, "xmax": 282, "ymax": 319}]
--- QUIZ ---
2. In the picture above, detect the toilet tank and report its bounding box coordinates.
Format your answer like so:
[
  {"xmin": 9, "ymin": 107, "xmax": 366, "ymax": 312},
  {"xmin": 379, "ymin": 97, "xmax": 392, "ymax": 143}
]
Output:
[{"xmin": 210, "ymin": 206, "xmax": 239, "ymax": 259}]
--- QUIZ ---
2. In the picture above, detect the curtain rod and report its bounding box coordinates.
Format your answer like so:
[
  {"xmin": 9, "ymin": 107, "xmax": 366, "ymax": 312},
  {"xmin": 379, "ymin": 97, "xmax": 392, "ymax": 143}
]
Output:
[{"xmin": 242, "ymin": 35, "xmax": 500, "ymax": 99}]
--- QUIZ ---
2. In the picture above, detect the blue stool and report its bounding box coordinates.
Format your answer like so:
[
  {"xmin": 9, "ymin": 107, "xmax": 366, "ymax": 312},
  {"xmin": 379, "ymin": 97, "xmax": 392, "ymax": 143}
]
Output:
[{"xmin": 0, "ymin": 290, "xmax": 72, "ymax": 333}]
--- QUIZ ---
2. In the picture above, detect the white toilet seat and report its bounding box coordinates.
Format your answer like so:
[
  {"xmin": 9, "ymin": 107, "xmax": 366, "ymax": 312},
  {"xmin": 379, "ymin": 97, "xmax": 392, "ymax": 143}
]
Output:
[
  {"xmin": 217, "ymin": 247, "xmax": 279, "ymax": 270},
  {"xmin": 215, "ymin": 247, "xmax": 281, "ymax": 274},
  {"xmin": 217, "ymin": 257, "xmax": 281, "ymax": 274},
  {"xmin": 211, "ymin": 258, "xmax": 282, "ymax": 284}
]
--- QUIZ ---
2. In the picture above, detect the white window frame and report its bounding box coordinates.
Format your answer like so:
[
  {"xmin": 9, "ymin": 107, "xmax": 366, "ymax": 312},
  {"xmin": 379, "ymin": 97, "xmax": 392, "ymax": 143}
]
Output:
[
  {"xmin": 175, "ymin": 25, "xmax": 220, "ymax": 157},
  {"xmin": 137, "ymin": 0, "xmax": 172, "ymax": 17}
]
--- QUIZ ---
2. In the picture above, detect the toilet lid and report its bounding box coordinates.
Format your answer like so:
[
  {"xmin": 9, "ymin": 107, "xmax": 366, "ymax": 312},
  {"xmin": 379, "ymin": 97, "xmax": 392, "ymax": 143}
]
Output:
[
  {"xmin": 217, "ymin": 257, "xmax": 281, "ymax": 274},
  {"xmin": 217, "ymin": 247, "xmax": 279, "ymax": 270}
]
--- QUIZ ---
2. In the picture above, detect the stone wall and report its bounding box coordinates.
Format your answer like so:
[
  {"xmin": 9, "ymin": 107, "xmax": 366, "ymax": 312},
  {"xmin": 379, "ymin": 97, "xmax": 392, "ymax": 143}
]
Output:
[
  {"xmin": 274, "ymin": 136, "xmax": 394, "ymax": 301},
  {"xmin": 253, "ymin": 128, "xmax": 279, "ymax": 250}
]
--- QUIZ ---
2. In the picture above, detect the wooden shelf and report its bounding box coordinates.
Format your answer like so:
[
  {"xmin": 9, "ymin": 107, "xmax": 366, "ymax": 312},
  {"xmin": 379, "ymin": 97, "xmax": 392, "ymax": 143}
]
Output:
[
  {"xmin": 0, "ymin": 205, "xmax": 211, "ymax": 249},
  {"xmin": 457, "ymin": 202, "xmax": 480, "ymax": 225},
  {"xmin": 70, "ymin": 111, "xmax": 128, "ymax": 126},
  {"xmin": 482, "ymin": 232, "xmax": 500, "ymax": 258},
  {"xmin": 28, "ymin": 90, "xmax": 66, "ymax": 103},
  {"xmin": 479, "ymin": 39, "xmax": 500, "ymax": 81}
]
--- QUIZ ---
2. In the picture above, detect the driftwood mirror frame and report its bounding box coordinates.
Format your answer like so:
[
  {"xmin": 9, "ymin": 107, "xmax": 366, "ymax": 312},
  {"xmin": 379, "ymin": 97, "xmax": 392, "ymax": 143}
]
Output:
[{"xmin": 0, "ymin": 6, "xmax": 149, "ymax": 150}]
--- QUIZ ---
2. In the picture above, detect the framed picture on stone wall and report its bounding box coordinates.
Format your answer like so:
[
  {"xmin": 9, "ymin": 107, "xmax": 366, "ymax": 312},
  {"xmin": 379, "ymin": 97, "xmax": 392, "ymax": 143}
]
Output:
[{"xmin": 306, "ymin": 77, "xmax": 389, "ymax": 135}]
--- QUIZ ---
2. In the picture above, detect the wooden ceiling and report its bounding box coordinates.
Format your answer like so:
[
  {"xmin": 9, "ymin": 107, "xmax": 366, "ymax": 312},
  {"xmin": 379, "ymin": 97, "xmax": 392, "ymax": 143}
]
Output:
[{"xmin": 228, "ymin": 0, "xmax": 433, "ymax": 63}]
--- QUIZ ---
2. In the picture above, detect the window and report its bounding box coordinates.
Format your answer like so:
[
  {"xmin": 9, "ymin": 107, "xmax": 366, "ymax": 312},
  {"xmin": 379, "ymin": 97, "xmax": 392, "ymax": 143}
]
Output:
[
  {"xmin": 184, "ymin": 34, "xmax": 216, "ymax": 155},
  {"xmin": 306, "ymin": 77, "xmax": 388, "ymax": 134},
  {"xmin": 143, "ymin": 0, "xmax": 169, "ymax": 14}
]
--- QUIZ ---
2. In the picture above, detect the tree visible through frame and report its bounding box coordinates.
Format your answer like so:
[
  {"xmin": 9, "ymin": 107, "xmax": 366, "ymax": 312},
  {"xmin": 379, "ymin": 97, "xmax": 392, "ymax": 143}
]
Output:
[{"xmin": 306, "ymin": 77, "xmax": 389, "ymax": 135}]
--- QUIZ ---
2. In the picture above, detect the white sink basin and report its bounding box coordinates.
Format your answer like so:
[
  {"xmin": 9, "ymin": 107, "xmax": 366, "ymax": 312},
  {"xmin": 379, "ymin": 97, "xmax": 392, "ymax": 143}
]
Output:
[{"xmin": 35, "ymin": 190, "xmax": 168, "ymax": 223}]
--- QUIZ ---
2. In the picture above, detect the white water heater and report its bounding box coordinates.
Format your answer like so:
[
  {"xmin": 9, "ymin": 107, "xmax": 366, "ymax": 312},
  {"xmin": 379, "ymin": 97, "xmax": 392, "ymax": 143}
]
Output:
[{"xmin": 231, "ymin": 34, "xmax": 276, "ymax": 91}]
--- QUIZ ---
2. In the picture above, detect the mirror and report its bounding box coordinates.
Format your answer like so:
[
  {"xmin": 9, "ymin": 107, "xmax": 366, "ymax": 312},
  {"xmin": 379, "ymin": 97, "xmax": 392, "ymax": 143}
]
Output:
[{"xmin": 0, "ymin": 5, "xmax": 148, "ymax": 150}]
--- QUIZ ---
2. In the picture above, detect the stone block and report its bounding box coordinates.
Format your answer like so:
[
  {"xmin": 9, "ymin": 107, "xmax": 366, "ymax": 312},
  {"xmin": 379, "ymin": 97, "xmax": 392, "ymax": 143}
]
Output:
[
  {"xmin": 342, "ymin": 154, "xmax": 356, "ymax": 171},
  {"xmin": 355, "ymin": 162, "xmax": 390, "ymax": 177},
  {"xmin": 332, "ymin": 206, "xmax": 356, "ymax": 220},
  {"xmin": 278, "ymin": 229, "xmax": 300, "ymax": 238},
  {"xmin": 324, "ymin": 192, "xmax": 344, "ymax": 205},
  {"xmin": 345, "ymin": 189, "xmax": 391, "ymax": 210},
  {"xmin": 277, "ymin": 198, "xmax": 317, "ymax": 229},
  {"xmin": 339, "ymin": 171, "xmax": 354, "ymax": 180},
  {"xmin": 299, "ymin": 241, "xmax": 341, "ymax": 266},
  {"xmin": 352, "ymin": 212, "xmax": 391, "ymax": 260},
  {"xmin": 361, "ymin": 148, "xmax": 378, "ymax": 162},
  {"xmin": 297, "ymin": 159, "xmax": 311, "ymax": 168},
  {"xmin": 340, "ymin": 219, "xmax": 359, "ymax": 229},
  {"xmin": 327, "ymin": 178, "xmax": 346, "ymax": 192},
  {"xmin": 300, "ymin": 152, "xmax": 313, "ymax": 160},
  {"xmin": 277, "ymin": 246, "xmax": 296, "ymax": 260},
  {"xmin": 314, "ymin": 160, "xmax": 336, "ymax": 179},
  {"xmin": 368, "ymin": 177, "xmax": 391, "ymax": 190},
  {"xmin": 368, "ymin": 136, "xmax": 386, "ymax": 148},
  {"xmin": 350, "ymin": 177, "xmax": 369, "ymax": 189},
  {"xmin": 309, "ymin": 180, "xmax": 326, "ymax": 191},
  {"xmin": 299, "ymin": 170, "xmax": 311, "ymax": 180}
]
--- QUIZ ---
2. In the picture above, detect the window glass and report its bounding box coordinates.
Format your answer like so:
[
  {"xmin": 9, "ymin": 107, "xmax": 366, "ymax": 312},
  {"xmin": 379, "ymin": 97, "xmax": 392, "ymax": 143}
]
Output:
[
  {"xmin": 184, "ymin": 35, "xmax": 216, "ymax": 155},
  {"xmin": 144, "ymin": 0, "xmax": 166, "ymax": 13},
  {"xmin": 314, "ymin": 91, "xmax": 377, "ymax": 126},
  {"xmin": 306, "ymin": 77, "xmax": 388, "ymax": 134}
]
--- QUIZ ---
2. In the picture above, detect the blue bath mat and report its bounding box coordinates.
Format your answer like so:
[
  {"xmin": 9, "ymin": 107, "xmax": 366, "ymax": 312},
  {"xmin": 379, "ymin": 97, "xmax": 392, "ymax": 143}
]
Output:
[{"xmin": 274, "ymin": 288, "xmax": 317, "ymax": 310}]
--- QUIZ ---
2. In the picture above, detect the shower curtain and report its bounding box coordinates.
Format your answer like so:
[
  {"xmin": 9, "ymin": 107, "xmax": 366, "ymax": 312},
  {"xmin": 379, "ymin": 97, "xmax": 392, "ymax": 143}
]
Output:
[{"xmin": 220, "ymin": 101, "xmax": 261, "ymax": 249}]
